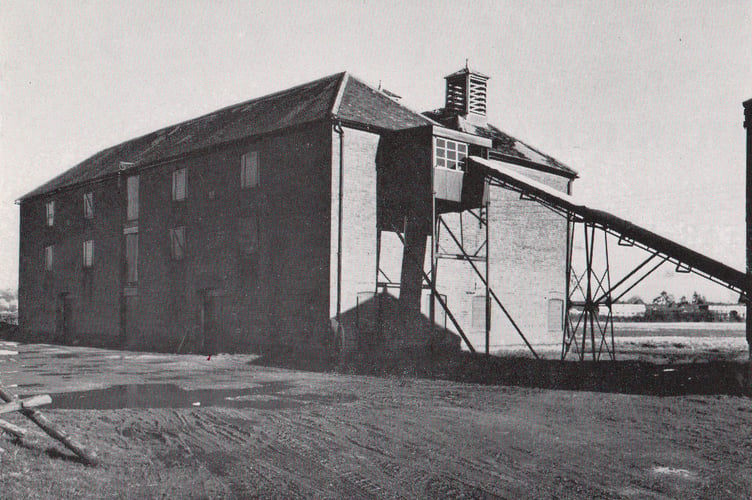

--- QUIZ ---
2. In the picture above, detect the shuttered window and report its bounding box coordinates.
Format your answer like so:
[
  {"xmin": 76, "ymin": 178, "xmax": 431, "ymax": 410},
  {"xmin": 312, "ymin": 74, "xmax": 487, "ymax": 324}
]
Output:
[
  {"xmin": 240, "ymin": 152, "xmax": 259, "ymax": 188},
  {"xmin": 548, "ymin": 298, "xmax": 564, "ymax": 332},
  {"xmin": 237, "ymin": 216, "xmax": 259, "ymax": 254},
  {"xmin": 170, "ymin": 226, "xmax": 186, "ymax": 260},
  {"xmin": 83, "ymin": 192, "xmax": 94, "ymax": 219},
  {"xmin": 125, "ymin": 233, "xmax": 138, "ymax": 282},
  {"xmin": 45, "ymin": 245, "xmax": 54, "ymax": 271},
  {"xmin": 127, "ymin": 176, "xmax": 139, "ymax": 220},
  {"xmin": 46, "ymin": 201, "xmax": 55, "ymax": 226},
  {"xmin": 172, "ymin": 168, "xmax": 187, "ymax": 201},
  {"xmin": 82, "ymin": 240, "xmax": 94, "ymax": 268},
  {"xmin": 472, "ymin": 295, "xmax": 486, "ymax": 329}
]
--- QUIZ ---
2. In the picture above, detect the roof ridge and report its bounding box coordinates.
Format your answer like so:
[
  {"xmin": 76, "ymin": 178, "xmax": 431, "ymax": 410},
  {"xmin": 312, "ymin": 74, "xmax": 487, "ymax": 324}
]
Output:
[
  {"xmin": 119, "ymin": 72, "xmax": 348, "ymax": 158},
  {"xmin": 330, "ymin": 72, "xmax": 350, "ymax": 116},
  {"xmin": 338, "ymin": 73, "xmax": 441, "ymax": 127}
]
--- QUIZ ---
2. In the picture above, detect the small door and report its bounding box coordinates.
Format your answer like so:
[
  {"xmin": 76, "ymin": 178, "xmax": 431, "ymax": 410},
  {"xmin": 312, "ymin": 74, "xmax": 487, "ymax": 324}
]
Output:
[{"xmin": 201, "ymin": 290, "xmax": 222, "ymax": 354}]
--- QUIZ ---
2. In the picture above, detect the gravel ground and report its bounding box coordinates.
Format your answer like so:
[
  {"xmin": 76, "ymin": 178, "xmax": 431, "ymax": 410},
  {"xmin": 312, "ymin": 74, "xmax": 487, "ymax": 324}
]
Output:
[{"xmin": 0, "ymin": 339, "xmax": 750, "ymax": 499}]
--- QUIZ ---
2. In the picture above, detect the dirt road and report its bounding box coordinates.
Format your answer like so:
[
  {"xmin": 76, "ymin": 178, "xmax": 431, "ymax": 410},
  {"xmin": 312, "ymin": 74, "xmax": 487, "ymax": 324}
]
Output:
[{"xmin": 0, "ymin": 341, "xmax": 750, "ymax": 499}]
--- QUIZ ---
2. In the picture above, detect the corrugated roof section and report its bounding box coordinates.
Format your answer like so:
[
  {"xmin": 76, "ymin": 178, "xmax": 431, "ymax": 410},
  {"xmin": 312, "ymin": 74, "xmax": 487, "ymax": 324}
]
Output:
[{"xmin": 469, "ymin": 156, "xmax": 746, "ymax": 294}]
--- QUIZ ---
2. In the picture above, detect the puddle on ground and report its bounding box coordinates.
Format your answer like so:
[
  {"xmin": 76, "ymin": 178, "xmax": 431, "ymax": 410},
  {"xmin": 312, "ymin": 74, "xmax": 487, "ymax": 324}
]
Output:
[
  {"xmin": 52, "ymin": 353, "xmax": 81, "ymax": 359},
  {"xmin": 35, "ymin": 381, "xmax": 357, "ymax": 410}
]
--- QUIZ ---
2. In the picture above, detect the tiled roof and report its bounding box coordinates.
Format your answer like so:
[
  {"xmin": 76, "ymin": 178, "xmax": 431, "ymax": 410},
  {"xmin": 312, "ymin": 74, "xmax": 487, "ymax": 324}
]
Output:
[
  {"xmin": 336, "ymin": 75, "xmax": 434, "ymax": 130},
  {"xmin": 22, "ymin": 73, "xmax": 348, "ymax": 200},
  {"xmin": 21, "ymin": 72, "xmax": 573, "ymax": 199},
  {"xmin": 21, "ymin": 72, "xmax": 439, "ymax": 200},
  {"xmin": 423, "ymin": 110, "xmax": 577, "ymax": 177}
]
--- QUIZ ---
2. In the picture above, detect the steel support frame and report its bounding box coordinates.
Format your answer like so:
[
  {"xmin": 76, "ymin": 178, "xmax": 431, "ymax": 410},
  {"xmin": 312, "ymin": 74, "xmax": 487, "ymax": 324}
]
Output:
[
  {"xmin": 486, "ymin": 173, "xmax": 749, "ymax": 360},
  {"xmin": 562, "ymin": 219, "xmax": 616, "ymax": 361},
  {"xmin": 435, "ymin": 206, "xmax": 490, "ymax": 353},
  {"xmin": 436, "ymin": 210, "xmax": 540, "ymax": 358}
]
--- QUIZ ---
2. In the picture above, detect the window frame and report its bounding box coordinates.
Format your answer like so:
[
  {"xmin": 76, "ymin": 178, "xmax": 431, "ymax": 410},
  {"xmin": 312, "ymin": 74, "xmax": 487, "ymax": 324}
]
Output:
[
  {"xmin": 169, "ymin": 226, "xmax": 186, "ymax": 261},
  {"xmin": 126, "ymin": 176, "xmax": 139, "ymax": 221},
  {"xmin": 125, "ymin": 233, "xmax": 138, "ymax": 282},
  {"xmin": 82, "ymin": 239, "xmax": 94, "ymax": 268},
  {"xmin": 172, "ymin": 168, "xmax": 187, "ymax": 201},
  {"xmin": 44, "ymin": 245, "xmax": 54, "ymax": 271},
  {"xmin": 83, "ymin": 192, "xmax": 94, "ymax": 219},
  {"xmin": 45, "ymin": 200, "xmax": 55, "ymax": 227},
  {"xmin": 434, "ymin": 138, "xmax": 468, "ymax": 171},
  {"xmin": 240, "ymin": 151, "xmax": 259, "ymax": 189},
  {"xmin": 237, "ymin": 215, "xmax": 259, "ymax": 255},
  {"xmin": 547, "ymin": 298, "xmax": 564, "ymax": 333}
]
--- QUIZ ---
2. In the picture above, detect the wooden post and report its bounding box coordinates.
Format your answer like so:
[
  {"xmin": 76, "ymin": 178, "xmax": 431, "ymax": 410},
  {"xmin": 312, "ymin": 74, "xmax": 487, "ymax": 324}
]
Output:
[
  {"xmin": 0, "ymin": 418, "xmax": 27, "ymax": 438},
  {"xmin": 0, "ymin": 384, "xmax": 97, "ymax": 465},
  {"xmin": 0, "ymin": 395, "xmax": 51, "ymax": 415}
]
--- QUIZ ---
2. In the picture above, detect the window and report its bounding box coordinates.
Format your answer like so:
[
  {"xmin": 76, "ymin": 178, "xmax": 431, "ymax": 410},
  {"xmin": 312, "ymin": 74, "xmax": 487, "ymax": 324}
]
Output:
[
  {"xmin": 237, "ymin": 216, "xmax": 259, "ymax": 255},
  {"xmin": 46, "ymin": 201, "xmax": 55, "ymax": 226},
  {"xmin": 172, "ymin": 168, "xmax": 187, "ymax": 201},
  {"xmin": 472, "ymin": 295, "xmax": 487, "ymax": 329},
  {"xmin": 83, "ymin": 192, "xmax": 94, "ymax": 219},
  {"xmin": 82, "ymin": 240, "xmax": 94, "ymax": 268},
  {"xmin": 240, "ymin": 151, "xmax": 259, "ymax": 188},
  {"xmin": 169, "ymin": 226, "xmax": 186, "ymax": 260},
  {"xmin": 125, "ymin": 233, "xmax": 138, "ymax": 282},
  {"xmin": 548, "ymin": 298, "xmax": 564, "ymax": 332},
  {"xmin": 127, "ymin": 176, "xmax": 139, "ymax": 220},
  {"xmin": 435, "ymin": 138, "xmax": 468, "ymax": 170},
  {"xmin": 45, "ymin": 245, "xmax": 54, "ymax": 271}
]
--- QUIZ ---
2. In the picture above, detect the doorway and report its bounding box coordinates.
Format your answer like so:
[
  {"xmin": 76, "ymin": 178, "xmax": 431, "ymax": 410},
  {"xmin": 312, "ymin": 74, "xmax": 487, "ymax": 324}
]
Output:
[
  {"xmin": 200, "ymin": 289, "xmax": 222, "ymax": 354},
  {"xmin": 57, "ymin": 293, "xmax": 74, "ymax": 343}
]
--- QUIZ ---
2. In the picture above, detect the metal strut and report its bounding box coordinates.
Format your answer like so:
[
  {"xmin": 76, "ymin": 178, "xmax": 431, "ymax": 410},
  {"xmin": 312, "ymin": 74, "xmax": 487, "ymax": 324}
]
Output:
[
  {"xmin": 437, "ymin": 216, "xmax": 540, "ymax": 359},
  {"xmin": 564, "ymin": 222, "xmax": 616, "ymax": 361}
]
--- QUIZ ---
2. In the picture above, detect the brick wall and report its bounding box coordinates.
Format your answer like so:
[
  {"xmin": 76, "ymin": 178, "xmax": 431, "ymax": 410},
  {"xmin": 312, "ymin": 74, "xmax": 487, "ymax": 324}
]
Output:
[
  {"xmin": 330, "ymin": 126, "xmax": 380, "ymax": 348},
  {"xmin": 18, "ymin": 178, "xmax": 123, "ymax": 345},
  {"xmin": 19, "ymin": 122, "xmax": 334, "ymax": 353},
  {"xmin": 436, "ymin": 164, "xmax": 571, "ymax": 351}
]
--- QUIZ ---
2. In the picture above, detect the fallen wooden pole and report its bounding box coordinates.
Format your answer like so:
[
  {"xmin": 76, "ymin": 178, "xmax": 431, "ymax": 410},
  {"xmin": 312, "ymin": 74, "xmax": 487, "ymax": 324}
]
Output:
[
  {"xmin": 0, "ymin": 418, "xmax": 27, "ymax": 438},
  {"xmin": 0, "ymin": 385, "xmax": 97, "ymax": 465},
  {"xmin": 0, "ymin": 395, "xmax": 52, "ymax": 415}
]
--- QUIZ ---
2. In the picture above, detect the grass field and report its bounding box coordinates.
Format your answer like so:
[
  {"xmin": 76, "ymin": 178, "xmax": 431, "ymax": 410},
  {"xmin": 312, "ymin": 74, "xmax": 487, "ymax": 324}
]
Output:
[{"xmin": 612, "ymin": 321, "xmax": 746, "ymax": 338}]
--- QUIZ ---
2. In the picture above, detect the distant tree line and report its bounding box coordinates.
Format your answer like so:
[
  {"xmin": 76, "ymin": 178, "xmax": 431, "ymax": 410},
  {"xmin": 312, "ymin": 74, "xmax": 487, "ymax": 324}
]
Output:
[
  {"xmin": 0, "ymin": 289, "xmax": 18, "ymax": 324},
  {"xmin": 594, "ymin": 291, "xmax": 744, "ymax": 322}
]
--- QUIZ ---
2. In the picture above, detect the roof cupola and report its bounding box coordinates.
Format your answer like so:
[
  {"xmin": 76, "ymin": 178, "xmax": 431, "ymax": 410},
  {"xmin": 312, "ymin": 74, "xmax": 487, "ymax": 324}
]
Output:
[{"xmin": 444, "ymin": 62, "xmax": 490, "ymax": 120}]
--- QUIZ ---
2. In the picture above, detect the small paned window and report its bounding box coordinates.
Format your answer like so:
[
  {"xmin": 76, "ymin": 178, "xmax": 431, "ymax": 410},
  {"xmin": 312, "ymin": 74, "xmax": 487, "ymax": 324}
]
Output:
[
  {"xmin": 127, "ymin": 176, "xmax": 139, "ymax": 220},
  {"xmin": 240, "ymin": 152, "xmax": 259, "ymax": 188},
  {"xmin": 172, "ymin": 168, "xmax": 187, "ymax": 201},
  {"xmin": 435, "ymin": 138, "xmax": 468, "ymax": 170},
  {"xmin": 45, "ymin": 245, "xmax": 54, "ymax": 271},
  {"xmin": 46, "ymin": 201, "xmax": 55, "ymax": 226},
  {"xmin": 83, "ymin": 192, "xmax": 94, "ymax": 219},
  {"xmin": 170, "ymin": 226, "xmax": 186, "ymax": 260},
  {"xmin": 83, "ymin": 240, "xmax": 94, "ymax": 268}
]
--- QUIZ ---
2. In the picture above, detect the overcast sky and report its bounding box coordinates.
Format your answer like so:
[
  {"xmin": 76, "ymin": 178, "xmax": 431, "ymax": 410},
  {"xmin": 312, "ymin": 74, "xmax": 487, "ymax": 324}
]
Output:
[{"xmin": 1, "ymin": 0, "xmax": 750, "ymax": 301}]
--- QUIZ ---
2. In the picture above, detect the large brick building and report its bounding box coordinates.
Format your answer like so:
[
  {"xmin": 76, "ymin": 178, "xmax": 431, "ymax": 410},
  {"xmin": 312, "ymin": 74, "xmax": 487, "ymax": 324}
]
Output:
[{"xmin": 17, "ymin": 68, "xmax": 577, "ymax": 354}]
